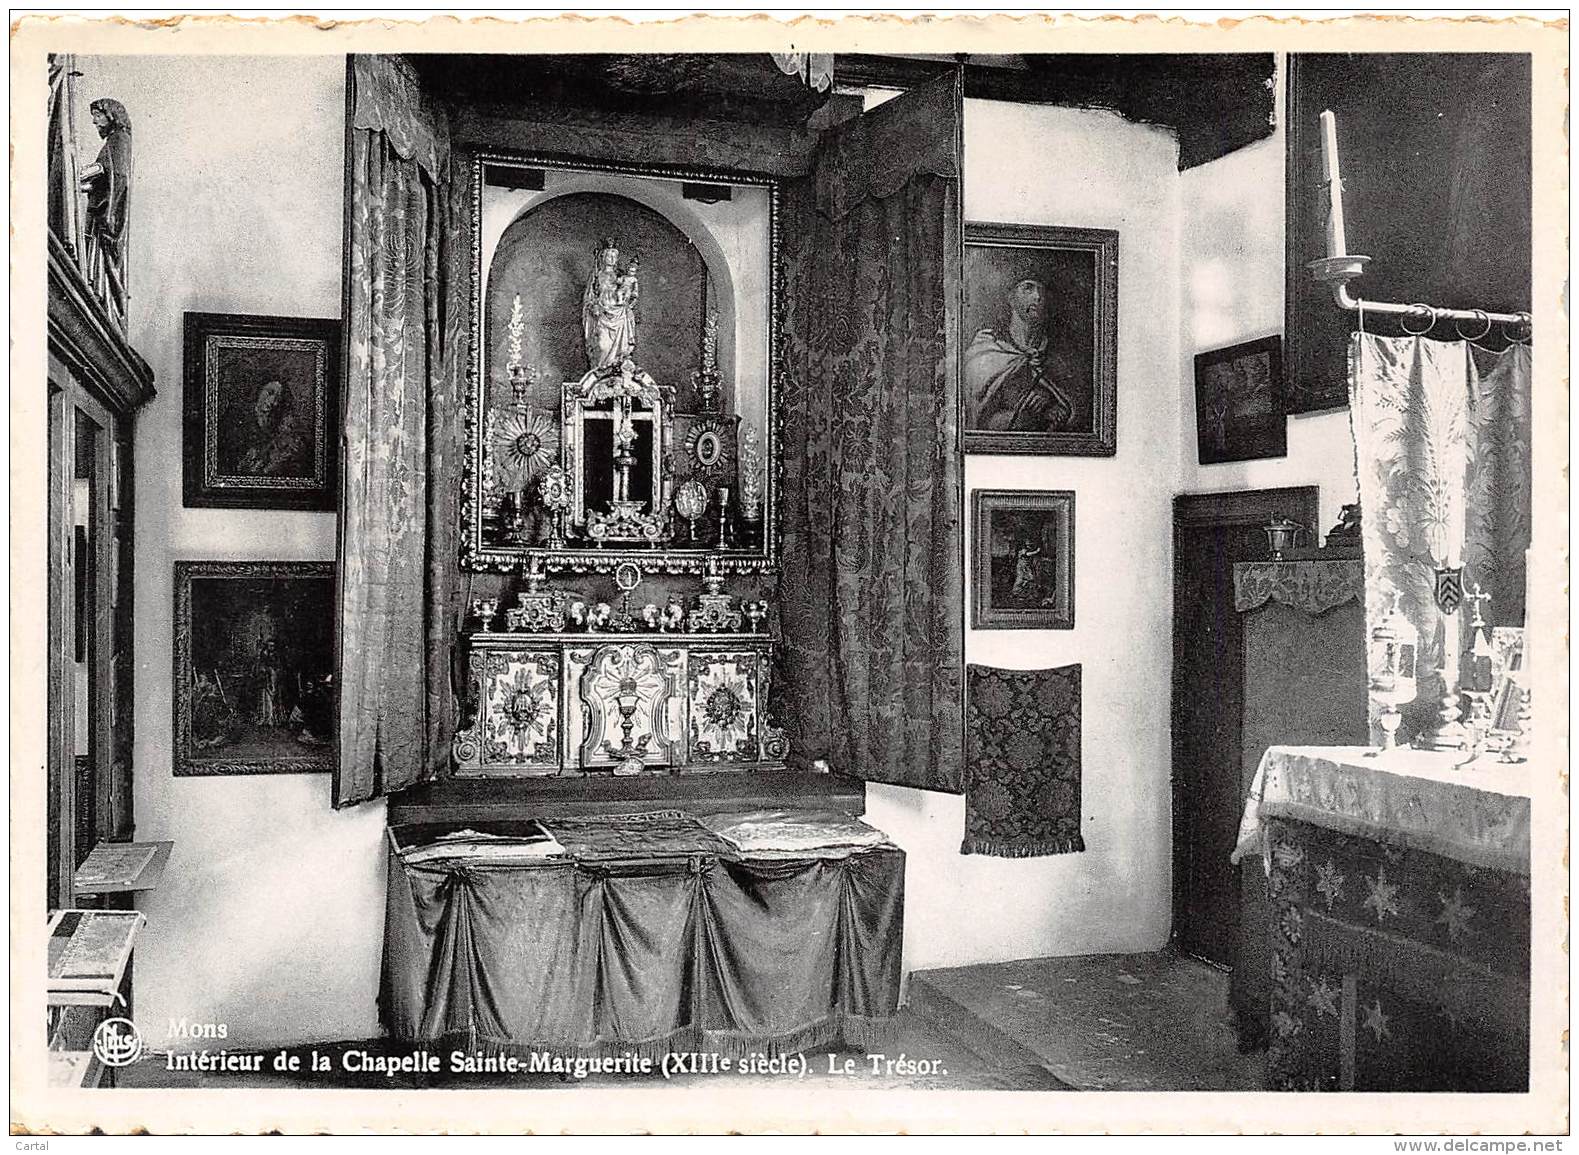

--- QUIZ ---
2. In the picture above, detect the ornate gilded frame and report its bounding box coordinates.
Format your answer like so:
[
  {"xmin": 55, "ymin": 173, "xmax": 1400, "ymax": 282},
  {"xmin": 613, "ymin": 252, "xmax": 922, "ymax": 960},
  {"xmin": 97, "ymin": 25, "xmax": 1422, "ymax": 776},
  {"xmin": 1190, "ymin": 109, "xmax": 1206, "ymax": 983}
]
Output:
[
  {"xmin": 961, "ymin": 222, "xmax": 1118, "ymax": 457},
  {"xmin": 460, "ymin": 151, "xmax": 783, "ymax": 575},
  {"xmin": 181, "ymin": 311, "xmax": 341, "ymax": 510},
  {"xmin": 172, "ymin": 560, "xmax": 336, "ymax": 776}
]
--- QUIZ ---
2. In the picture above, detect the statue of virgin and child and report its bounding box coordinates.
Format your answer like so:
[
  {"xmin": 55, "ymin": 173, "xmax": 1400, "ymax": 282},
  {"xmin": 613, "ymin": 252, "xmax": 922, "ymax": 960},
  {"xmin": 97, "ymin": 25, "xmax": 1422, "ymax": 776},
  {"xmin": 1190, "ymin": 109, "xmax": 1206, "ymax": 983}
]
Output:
[{"xmin": 582, "ymin": 238, "xmax": 640, "ymax": 372}]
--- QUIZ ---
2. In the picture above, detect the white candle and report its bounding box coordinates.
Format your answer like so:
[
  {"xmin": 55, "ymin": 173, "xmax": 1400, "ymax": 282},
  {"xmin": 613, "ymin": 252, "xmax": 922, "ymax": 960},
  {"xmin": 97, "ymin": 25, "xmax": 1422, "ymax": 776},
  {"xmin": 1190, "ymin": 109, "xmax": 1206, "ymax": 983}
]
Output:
[{"xmin": 1319, "ymin": 110, "xmax": 1348, "ymax": 257}]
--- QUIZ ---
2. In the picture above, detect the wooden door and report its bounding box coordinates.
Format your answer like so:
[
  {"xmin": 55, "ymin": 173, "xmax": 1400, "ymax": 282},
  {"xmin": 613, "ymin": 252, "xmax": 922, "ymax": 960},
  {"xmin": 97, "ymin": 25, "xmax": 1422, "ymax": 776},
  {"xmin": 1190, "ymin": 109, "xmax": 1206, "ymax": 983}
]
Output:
[
  {"xmin": 1171, "ymin": 487, "xmax": 1318, "ymax": 966},
  {"xmin": 46, "ymin": 358, "xmax": 137, "ymax": 911}
]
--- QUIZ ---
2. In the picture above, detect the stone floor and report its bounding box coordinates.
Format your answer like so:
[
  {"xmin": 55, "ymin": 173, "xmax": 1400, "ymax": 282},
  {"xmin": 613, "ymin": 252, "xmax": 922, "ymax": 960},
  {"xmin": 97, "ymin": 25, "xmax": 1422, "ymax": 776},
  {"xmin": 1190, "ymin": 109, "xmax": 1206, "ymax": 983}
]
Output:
[
  {"xmin": 117, "ymin": 949, "xmax": 1257, "ymax": 1094},
  {"xmin": 907, "ymin": 948, "xmax": 1266, "ymax": 1092}
]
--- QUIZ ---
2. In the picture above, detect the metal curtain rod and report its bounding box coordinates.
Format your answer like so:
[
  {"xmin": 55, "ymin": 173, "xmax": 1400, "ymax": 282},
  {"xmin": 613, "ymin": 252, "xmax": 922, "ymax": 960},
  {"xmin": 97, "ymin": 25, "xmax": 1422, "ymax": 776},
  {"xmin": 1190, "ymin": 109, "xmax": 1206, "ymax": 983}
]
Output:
[{"xmin": 1306, "ymin": 110, "xmax": 1533, "ymax": 342}]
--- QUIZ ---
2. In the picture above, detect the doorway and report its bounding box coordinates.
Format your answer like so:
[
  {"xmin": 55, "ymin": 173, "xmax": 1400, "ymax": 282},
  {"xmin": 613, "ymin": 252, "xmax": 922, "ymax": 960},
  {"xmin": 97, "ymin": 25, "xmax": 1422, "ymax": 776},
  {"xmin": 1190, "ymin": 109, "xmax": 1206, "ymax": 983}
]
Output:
[{"xmin": 1170, "ymin": 486, "xmax": 1318, "ymax": 966}]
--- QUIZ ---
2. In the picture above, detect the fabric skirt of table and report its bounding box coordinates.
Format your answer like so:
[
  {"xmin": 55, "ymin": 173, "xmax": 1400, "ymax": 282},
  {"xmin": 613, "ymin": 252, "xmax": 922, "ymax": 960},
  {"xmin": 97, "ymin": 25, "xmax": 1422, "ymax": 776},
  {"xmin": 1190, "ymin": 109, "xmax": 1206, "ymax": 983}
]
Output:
[
  {"xmin": 1264, "ymin": 817, "xmax": 1529, "ymax": 1092},
  {"xmin": 380, "ymin": 841, "xmax": 905, "ymax": 1060}
]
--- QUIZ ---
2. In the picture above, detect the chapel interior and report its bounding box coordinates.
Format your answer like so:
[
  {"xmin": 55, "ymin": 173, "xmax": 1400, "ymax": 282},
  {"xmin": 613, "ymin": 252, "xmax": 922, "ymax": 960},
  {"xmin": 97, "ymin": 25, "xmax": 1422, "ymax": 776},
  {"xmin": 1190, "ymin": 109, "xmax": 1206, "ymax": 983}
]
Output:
[{"xmin": 41, "ymin": 47, "xmax": 1539, "ymax": 1095}]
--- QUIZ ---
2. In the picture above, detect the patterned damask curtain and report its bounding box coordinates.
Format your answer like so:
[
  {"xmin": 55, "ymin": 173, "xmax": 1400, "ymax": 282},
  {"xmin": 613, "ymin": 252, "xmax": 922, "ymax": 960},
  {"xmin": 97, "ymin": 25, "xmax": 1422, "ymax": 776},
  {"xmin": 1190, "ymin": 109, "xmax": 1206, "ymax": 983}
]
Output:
[
  {"xmin": 1348, "ymin": 333, "xmax": 1531, "ymax": 742},
  {"xmin": 775, "ymin": 72, "xmax": 965, "ymax": 793},
  {"xmin": 336, "ymin": 56, "xmax": 469, "ymax": 807}
]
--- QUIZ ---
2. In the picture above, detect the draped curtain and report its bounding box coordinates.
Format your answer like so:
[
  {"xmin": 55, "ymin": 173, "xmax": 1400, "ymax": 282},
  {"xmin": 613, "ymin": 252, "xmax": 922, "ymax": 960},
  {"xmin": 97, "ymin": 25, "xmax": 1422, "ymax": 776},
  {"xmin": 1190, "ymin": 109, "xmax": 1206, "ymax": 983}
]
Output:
[
  {"xmin": 336, "ymin": 55, "xmax": 469, "ymax": 807},
  {"xmin": 775, "ymin": 73, "xmax": 965, "ymax": 793},
  {"xmin": 1348, "ymin": 333, "xmax": 1531, "ymax": 741}
]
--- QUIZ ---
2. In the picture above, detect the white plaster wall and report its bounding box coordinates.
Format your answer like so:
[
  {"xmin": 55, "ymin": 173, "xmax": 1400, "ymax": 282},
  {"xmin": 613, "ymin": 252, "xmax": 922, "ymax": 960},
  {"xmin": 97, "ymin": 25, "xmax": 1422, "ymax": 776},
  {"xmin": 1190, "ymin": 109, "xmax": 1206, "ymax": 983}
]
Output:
[
  {"xmin": 1176, "ymin": 56, "xmax": 1359, "ymax": 532},
  {"xmin": 865, "ymin": 100, "xmax": 1183, "ymax": 972},
  {"xmin": 79, "ymin": 54, "xmax": 389, "ymax": 1050},
  {"xmin": 92, "ymin": 60, "xmax": 1365, "ymax": 1039}
]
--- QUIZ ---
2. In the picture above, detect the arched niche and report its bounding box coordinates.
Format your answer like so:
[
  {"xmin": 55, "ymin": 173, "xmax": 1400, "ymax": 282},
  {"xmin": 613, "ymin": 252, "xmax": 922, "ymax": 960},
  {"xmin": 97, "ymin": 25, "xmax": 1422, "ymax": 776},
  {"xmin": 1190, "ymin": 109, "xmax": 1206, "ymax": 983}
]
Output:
[
  {"xmin": 463, "ymin": 154, "xmax": 779, "ymax": 575},
  {"xmin": 482, "ymin": 182, "xmax": 738, "ymax": 415}
]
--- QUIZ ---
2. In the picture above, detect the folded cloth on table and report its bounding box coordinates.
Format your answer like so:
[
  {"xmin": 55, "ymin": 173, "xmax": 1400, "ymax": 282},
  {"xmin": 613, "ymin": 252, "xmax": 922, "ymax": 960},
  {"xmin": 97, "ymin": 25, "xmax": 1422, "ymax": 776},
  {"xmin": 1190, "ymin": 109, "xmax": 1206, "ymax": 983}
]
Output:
[
  {"xmin": 400, "ymin": 828, "xmax": 567, "ymax": 865},
  {"xmin": 539, "ymin": 810, "xmax": 733, "ymax": 861},
  {"xmin": 699, "ymin": 808, "xmax": 895, "ymax": 858}
]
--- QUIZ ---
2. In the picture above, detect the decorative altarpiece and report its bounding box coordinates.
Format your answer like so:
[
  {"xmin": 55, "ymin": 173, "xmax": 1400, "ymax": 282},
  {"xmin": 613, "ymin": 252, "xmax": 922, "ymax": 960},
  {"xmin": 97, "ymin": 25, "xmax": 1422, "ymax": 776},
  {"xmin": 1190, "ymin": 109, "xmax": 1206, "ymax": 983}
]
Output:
[
  {"xmin": 341, "ymin": 56, "xmax": 964, "ymax": 802},
  {"xmin": 453, "ymin": 631, "xmax": 784, "ymax": 777},
  {"xmin": 449, "ymin": 148, "xmax": 791, "ymax": 781}
]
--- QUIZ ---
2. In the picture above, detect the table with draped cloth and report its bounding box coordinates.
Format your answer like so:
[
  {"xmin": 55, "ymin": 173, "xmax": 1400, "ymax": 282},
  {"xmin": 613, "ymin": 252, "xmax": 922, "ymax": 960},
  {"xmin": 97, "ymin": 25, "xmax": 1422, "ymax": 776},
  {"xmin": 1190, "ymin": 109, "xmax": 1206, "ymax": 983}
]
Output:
[{"xmin": 380, "ymin": 808, "xmax": 904, "ymax": 1062}]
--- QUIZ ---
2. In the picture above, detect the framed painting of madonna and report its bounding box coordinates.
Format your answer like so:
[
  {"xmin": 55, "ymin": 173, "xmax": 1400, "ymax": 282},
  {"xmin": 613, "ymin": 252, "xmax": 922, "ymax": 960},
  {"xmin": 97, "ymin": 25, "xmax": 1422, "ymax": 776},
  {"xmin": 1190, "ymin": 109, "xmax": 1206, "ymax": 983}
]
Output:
[
  {"xmin": 962, "ymin": 223, "xmax": 1118, "ymax": 457},
  {"xmin": 462, "ymin": 152, "xmax": 781, "ymax": 573},
  {"xmin": 181, "ymin": 312, "xmax": 341, "ymax": 510}
]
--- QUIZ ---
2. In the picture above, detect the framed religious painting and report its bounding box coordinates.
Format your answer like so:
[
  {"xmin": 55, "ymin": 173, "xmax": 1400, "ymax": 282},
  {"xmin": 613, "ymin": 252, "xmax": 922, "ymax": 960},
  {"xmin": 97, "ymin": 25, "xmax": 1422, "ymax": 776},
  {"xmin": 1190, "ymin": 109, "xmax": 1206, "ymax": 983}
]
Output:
[
  {"xmin": 962, "ymin": 223, "xmax": 1118, "ymax": 457},
  {"xmin": 172, "ymin": 561, "xmax": 336, "ymax": 776},
  {"xmin": 1193, "ymin": 335, "xmax": 1288, "ymax": 464},
  {"xmin": 971, "ymin": 489, "xmax": 1076, "ymax": 630},
  {"xmin": 182, "ymin": 312, "xmax": 341, "ymax": 510}
]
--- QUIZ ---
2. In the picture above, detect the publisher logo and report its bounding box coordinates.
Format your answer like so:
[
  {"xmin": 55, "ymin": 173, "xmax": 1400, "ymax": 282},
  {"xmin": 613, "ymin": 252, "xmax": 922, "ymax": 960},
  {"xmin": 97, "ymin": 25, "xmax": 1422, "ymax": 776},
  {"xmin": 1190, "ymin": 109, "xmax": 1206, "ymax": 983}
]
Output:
[{"xmin": 92, "ymin": 1017, "xmax": 143, "ymax": 1067}]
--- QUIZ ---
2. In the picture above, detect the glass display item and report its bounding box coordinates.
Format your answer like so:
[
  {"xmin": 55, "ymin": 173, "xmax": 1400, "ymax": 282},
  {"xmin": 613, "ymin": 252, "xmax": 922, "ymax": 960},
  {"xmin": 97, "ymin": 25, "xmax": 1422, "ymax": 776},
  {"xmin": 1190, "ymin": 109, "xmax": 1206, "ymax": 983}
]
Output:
[
  {"xmin": 1367, "ymin": 591, "xmax": 1418, "ymax": 751},
  {"xmin": 1261, "ymin": 515, "xmax": 1307, "ymax": 560},
  {"xmin": 675, "ymin": 479, "xmax": 708, "ymax": 545}
]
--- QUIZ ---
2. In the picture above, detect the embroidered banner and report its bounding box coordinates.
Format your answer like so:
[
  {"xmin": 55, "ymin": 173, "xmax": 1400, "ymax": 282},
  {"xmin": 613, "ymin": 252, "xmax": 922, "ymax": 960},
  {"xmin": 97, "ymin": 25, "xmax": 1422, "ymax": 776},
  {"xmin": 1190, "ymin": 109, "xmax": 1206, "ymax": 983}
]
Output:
[{"xmin": 962, "ymin": 663, "xmax": 1085, "ymax": 857}]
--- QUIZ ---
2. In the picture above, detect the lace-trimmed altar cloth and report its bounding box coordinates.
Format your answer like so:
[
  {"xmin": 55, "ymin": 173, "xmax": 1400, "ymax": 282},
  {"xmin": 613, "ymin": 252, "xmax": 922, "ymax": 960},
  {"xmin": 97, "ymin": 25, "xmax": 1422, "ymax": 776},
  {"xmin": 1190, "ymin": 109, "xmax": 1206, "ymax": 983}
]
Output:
[
  {"xmin": 1233, "ymin": 559, "xmax": 1364, "ymax": 616},
  {"xmin": 1232, "ymin": 745, "xmax": 1531, "ymax": 877}
]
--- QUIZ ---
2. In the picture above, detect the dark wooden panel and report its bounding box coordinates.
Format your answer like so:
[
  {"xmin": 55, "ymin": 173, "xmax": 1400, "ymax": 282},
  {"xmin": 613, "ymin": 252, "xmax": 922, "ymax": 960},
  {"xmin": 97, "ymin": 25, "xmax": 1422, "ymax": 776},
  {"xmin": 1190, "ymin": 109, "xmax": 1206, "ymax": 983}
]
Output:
[
  {"xmin": 387, "ymin": 769, "xmax": 866, "ymax": 825},
  {"xmin": 838, "ymin": 53, "xmax": 1276, "ymax": 170},
  {"xmin": 1230, "ymin": 592, "xmax": 1367, "ymax": 1049},
  {"xmin": 1285, "ymin": 53, "xmax": 1531, "ymax": 412},
  {"xmin": 449, "ymin": 104, "xmax": 823, "ymax": 179},
  {"xmin": 1171, "ymin": 486, "xmax": 1318, "ymax": 969},
  {"xmin": 412, "ymin": 53, "xmax": 834, "ymax": 128}
]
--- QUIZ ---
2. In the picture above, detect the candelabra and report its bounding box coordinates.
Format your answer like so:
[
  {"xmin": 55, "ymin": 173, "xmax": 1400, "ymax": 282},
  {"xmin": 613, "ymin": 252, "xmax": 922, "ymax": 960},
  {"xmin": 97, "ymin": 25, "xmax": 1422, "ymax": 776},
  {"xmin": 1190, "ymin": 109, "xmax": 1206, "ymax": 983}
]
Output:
[
  {"xmin": 1416, "ymin": 567, "xmax": 1470, "ymax": 752},
  {"xmin": 1367, "ymin": 592, "xmax": 1417, "ymax": 752}
]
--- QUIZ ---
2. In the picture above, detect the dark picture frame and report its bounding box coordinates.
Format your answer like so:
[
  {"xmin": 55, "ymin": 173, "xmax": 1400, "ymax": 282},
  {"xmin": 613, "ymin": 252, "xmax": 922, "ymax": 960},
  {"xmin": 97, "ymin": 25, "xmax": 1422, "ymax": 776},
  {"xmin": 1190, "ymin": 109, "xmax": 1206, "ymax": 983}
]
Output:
[
  {"xmin": 173, "ymin": 561, "xmax": 336, "ymax": 776},
  {"xmin": 182, "ymin": 312, "xmax": 341, "ymax": 509},
  {"xmin": 971, "ymin": 489, "xmax": 1076, "ymax": 630},
  {"xmin": 962, "ymin": 223, "xmax": 1118, "ymax": 457},
  {"xmin": 1193, "ymin": 335, "xmax": 1288, "ymax": 465}
]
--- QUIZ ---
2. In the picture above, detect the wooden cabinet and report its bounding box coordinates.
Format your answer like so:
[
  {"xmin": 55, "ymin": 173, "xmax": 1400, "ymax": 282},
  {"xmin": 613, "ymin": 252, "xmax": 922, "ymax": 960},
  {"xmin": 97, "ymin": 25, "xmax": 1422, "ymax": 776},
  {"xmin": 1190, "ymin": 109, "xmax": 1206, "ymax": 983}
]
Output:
[
  {"xmin": 453, "ymin": 631, "xmax": 787, "ymax": 777},
  {"xmin": 1229, "ymin": 554, "xmax": 1368, "ymax": 1048}
]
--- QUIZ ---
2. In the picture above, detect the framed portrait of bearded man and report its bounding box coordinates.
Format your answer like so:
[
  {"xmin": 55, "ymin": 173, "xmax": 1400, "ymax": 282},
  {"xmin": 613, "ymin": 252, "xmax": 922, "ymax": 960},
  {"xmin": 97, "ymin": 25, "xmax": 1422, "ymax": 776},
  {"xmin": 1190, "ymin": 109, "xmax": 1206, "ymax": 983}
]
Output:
[{"xmin": 961, "ymin": 223, "xmax": 1118, "ymax": 456}]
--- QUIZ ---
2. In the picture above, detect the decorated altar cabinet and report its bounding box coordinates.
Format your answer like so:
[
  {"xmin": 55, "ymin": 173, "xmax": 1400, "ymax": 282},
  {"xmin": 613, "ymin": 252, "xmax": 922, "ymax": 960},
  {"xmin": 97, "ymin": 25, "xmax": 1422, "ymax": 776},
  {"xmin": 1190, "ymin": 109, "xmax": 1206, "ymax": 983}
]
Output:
[{"xmin": 338, "ymin": 57, "xmax": 966, "ymax": 1056}]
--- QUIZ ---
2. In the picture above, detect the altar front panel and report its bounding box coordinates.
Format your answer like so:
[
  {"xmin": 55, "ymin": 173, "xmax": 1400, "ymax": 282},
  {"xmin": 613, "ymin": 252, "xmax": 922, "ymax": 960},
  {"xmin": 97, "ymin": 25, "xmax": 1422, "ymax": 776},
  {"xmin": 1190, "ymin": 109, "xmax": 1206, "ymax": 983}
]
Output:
[
  {"xmin": 1238, "ymin": 746, "xmax": 1532, "ymax": 1092},
  {"xmin": 380, "ymin": 813, "xmax": 904, "ymax": 1058}
]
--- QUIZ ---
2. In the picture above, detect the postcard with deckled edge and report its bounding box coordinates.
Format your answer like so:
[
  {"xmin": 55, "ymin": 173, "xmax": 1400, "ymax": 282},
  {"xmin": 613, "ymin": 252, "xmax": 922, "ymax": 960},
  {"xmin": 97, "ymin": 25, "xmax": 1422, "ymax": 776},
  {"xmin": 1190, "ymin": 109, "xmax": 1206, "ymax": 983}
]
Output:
[{"xmin": 9, "ymin": 10, "xmax": 1568, "ymax": 1139}]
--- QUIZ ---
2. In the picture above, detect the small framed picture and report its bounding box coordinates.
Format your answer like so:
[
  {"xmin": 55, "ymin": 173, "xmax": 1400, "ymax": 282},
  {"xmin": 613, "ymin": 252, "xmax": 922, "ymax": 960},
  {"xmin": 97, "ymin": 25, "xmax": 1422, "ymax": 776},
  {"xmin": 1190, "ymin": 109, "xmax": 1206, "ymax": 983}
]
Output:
[
  {"xmin": 962, "ymin": 223, "xmax": 1118, "ymax": 457},
  {"xmin": 971, "ymin": 489, "xmax": 1076, "ymax": 630},
  {"xmin": 173, "ymin": 561, "xmax": 336, "ymax": 776},
  {"xmin": 183, "ymin": 312, "xmax": 341, "ymax": 509},
  {"xmin": 1193, "ymin": 335, "xmax": 1287, "ymax": 465}
]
